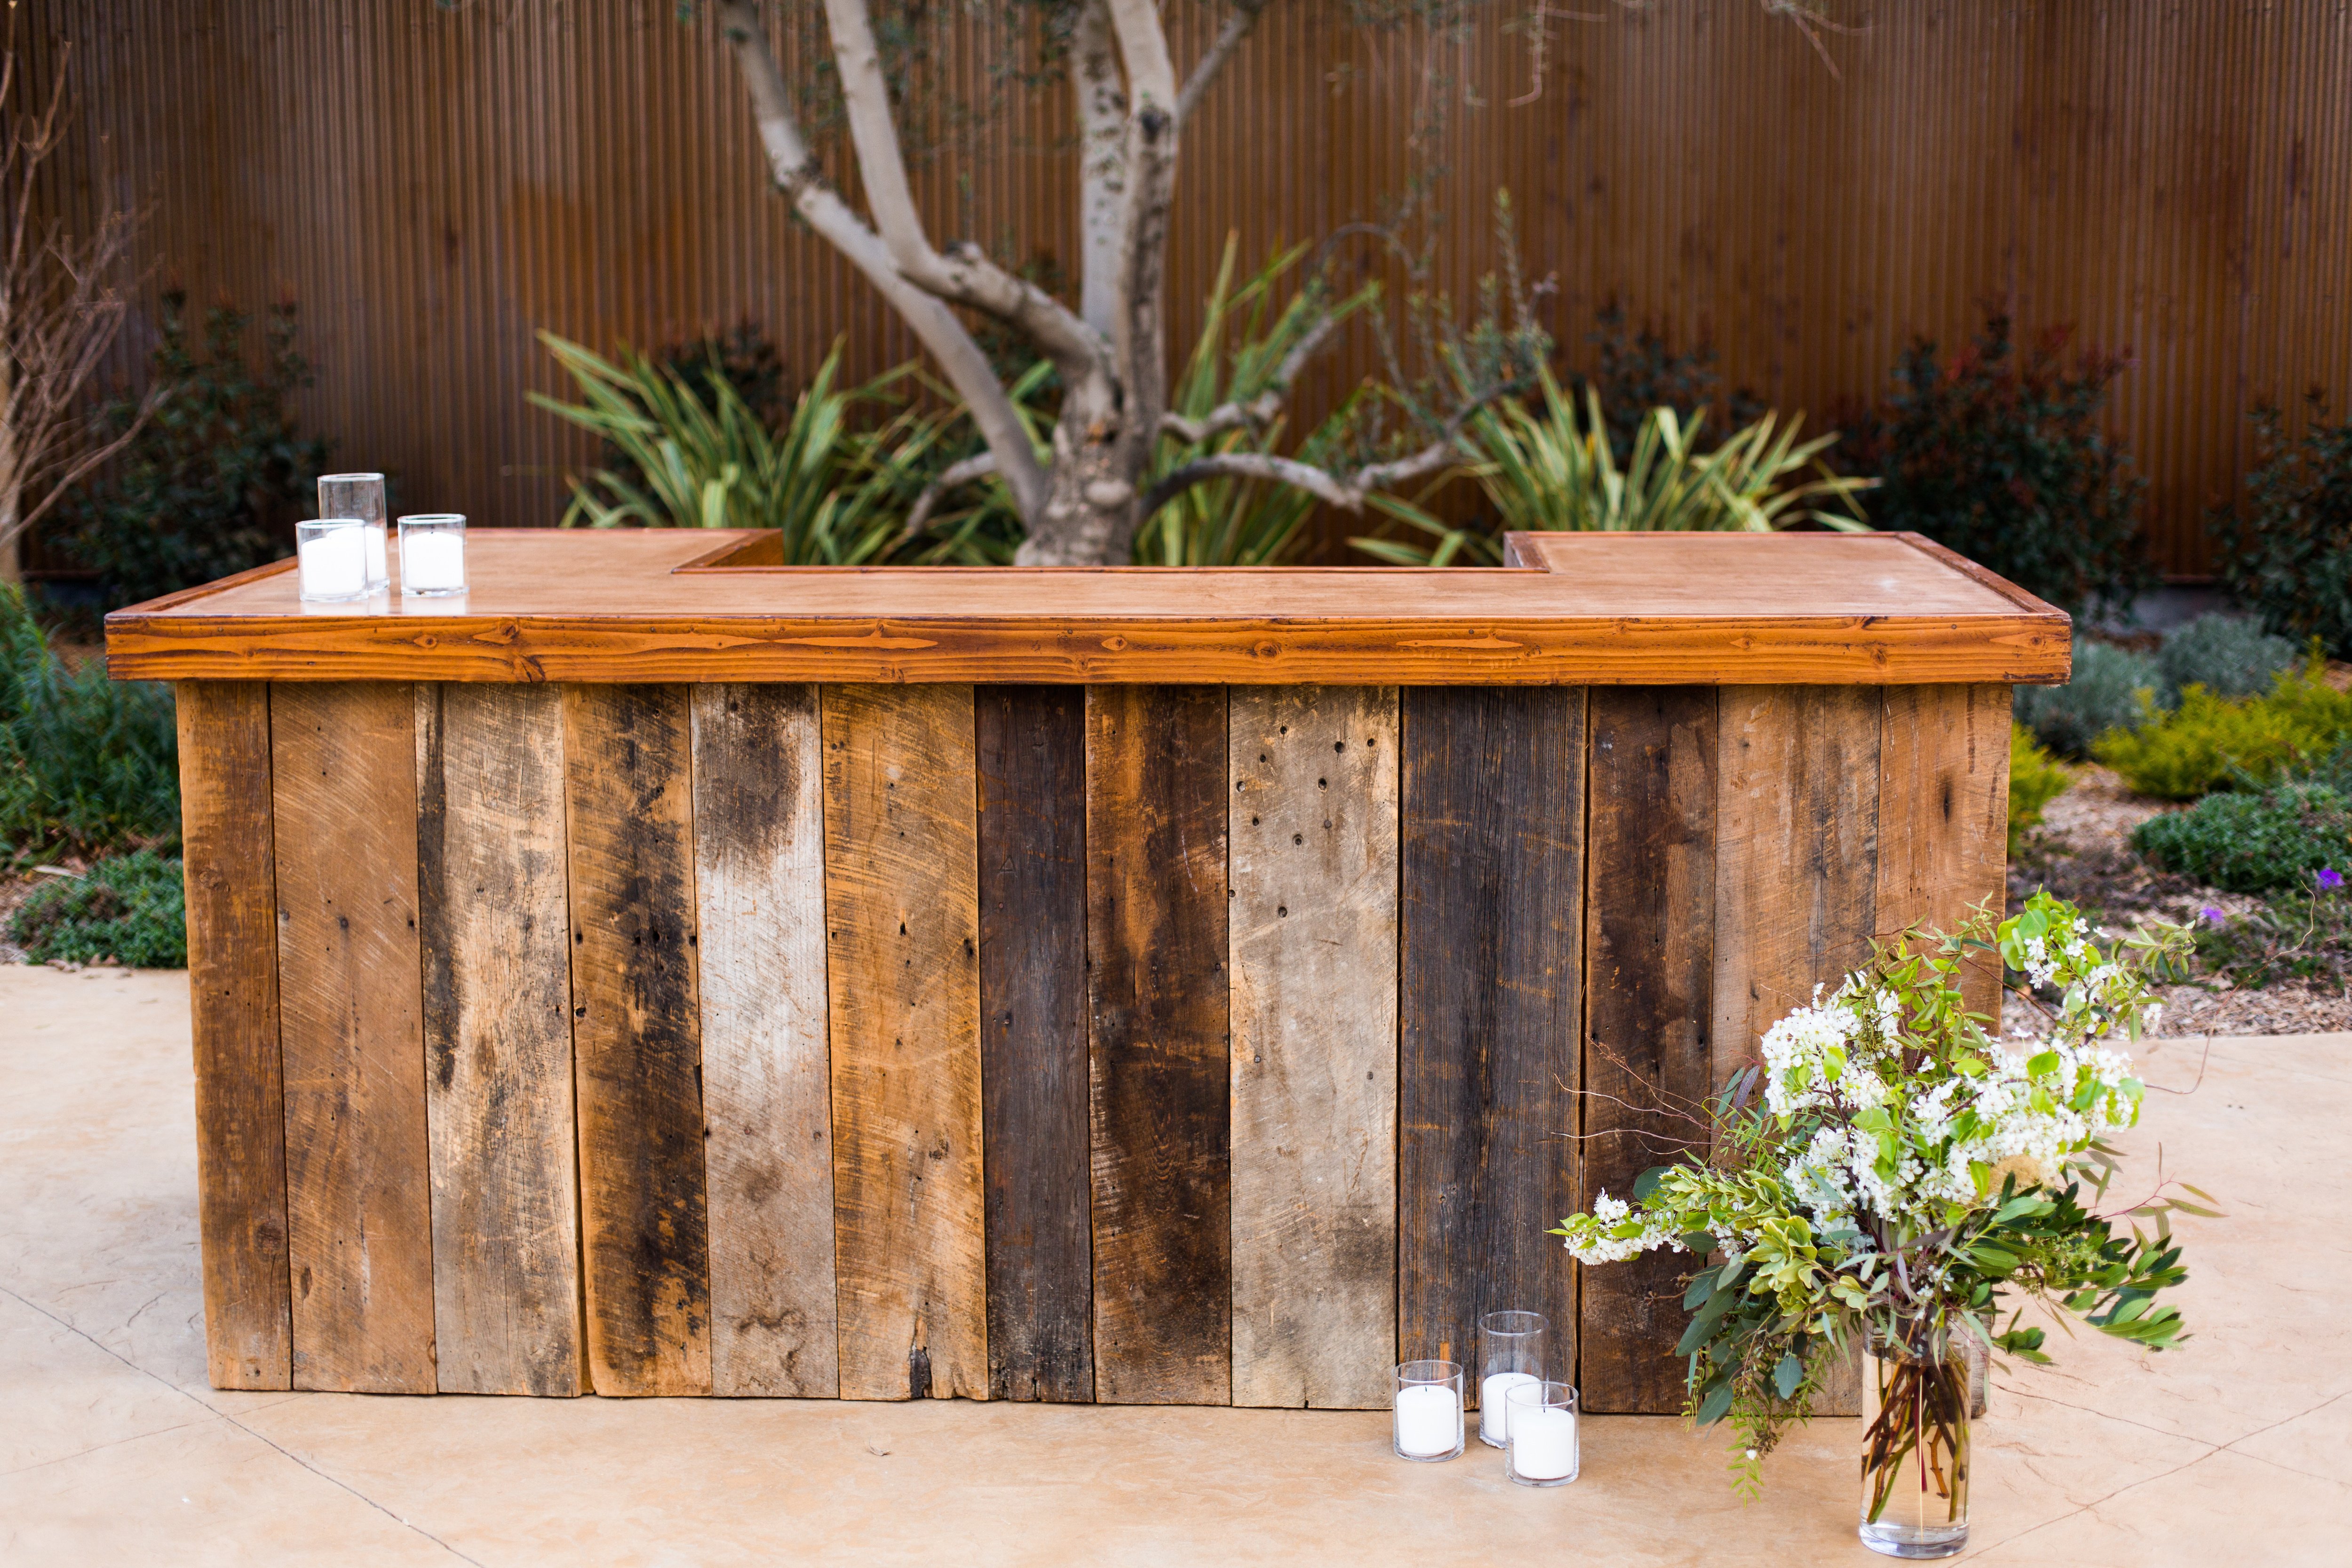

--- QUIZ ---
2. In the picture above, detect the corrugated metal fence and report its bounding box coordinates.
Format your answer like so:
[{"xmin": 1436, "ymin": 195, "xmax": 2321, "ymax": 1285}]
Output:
[{"xmin": 24, "ymin": 0, "xmax": 2352, "ymax": 574}]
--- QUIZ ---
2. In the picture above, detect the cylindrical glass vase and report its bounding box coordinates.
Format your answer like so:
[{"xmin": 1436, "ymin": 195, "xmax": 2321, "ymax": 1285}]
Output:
[
  {"xmin": 1859, "ymin": 1320, "xmax": 1971, "ymax": 1559},
  {"xmin": 398, "ymin": 513, "xmax": 468, "ymax": 597},
  {"xmin": 295, "ymin": 518, "xmax": 370, "ymax": 603},
  {"xmin": 1478, "ymin": 1309, "xmax": 1546, "ymax": 1449},
  {"xmin": 1392, "ymin": 1360, "xmax": 1464, "ymax": 1462},
  {"xmin": 1504, "ymin": 1379, "xmax": 1579, "ymax": 1487},
  {"xmin": 317, "ymin": 473, "xmax": 388, "ymax": 592}
]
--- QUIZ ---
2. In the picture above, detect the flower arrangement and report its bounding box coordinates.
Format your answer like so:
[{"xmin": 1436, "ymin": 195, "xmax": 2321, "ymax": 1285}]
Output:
[{"xmin": 1551, "ymin": 893, "xmax": 2207, "ymax": 1549}]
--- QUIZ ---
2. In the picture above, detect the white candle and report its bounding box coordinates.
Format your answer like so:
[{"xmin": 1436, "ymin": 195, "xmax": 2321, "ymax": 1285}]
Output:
[
  {"xmin": 1394, "ymin": 1384, "xmax": 1461, "ymax": 1457},
  {"xmin": 298, "ymin": 527, "xmax": 366, "ymax": 599},
  {"xmin": 1510, "ymin": 1405, "xmax": 1579, "ymax": 1481},
  {"xmin": 403, "ymin": 531, "xmax": 466, "ymax": 592},
  {"xmin": 363, "ymin": 522, "xmax": 388, "ymax": 589},
  {"xmin": 1482, "ymin": 1371, "xmax": 1540, "ymax": 1446}
]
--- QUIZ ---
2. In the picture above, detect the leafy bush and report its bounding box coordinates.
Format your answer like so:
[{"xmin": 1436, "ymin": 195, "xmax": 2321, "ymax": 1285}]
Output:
[
  {"xmin": 1, "ymin": 584, "xmax": 178, "ymax": 863},
  {"xmin": 1848, "ymin": 313, "xmax": 2155, "ymax": 618},
  {"xmin": 2094, "ymin": 661, "xmax": 2352, "ymax": 800},
  {"xmin": 62, "ymin": 290, "xmax": 329, "ymax": 611},
  {"xmin": 2012, "ymin": 637, "xmax": 2167, "ymax": 759},
  {"xmin": 2156, "ymin": 613, "xmax": 2297, "ymax": 701},
  {"xmin": 2211, "ymin": 396, "xmax": 2352, "ymax": 659},
  {"xmin": 1572, "ymin": 302, "xmax": 1764, "ymax": 462},
  {"xmin": 2193, "ymin": 875, "xmax": 2352, "ymax": 992},
  {"xmin": 2134, "ymin": 784, "xmax": 2352, "ymax": 895},
  {"xmin": 2008, "ymin": 723, "xmax": 2072, "ymax": 851},
  {"xmin": 8, "ymin": 850, "xmax": 185, "ymax": 968}
]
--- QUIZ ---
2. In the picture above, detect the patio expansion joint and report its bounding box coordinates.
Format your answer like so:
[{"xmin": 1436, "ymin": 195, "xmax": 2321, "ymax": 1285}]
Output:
[{"xmin": 0, "ymin": 1283, "xmax": 485, "ymax": 1567}]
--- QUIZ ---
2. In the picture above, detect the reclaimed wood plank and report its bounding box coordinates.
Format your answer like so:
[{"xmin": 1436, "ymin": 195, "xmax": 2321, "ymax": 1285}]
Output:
[
  {"xmin": 563, "ymin": 684, "xmax": 711, "ymax": 1397},
  {"xmin": 691, "ymin": 683, "xmax": 838, "ymax": 1398},
  {"xmin": 176, "ymin": 681, "xmax": 291, "ymax": 1391},
  {"xmin": 1398, "ymin": 687, "xmax": 1584, "ymax": 1386},
  {"xmin": 976, "ymin": 685, "xmax": 1093, "ymax": 1403},
  {"xmin": 416, "ymin": 683, "xmax": 582, "ymax": 1396},
  {"xmin": 1228, "ymin": 686, "xmax": 1399, "ymax": 1410},
  {"xmin": 1877, "ymin": 685, "xmax": 2013, "ymax": 1020},
  {"xmin": 1087, "ymin": 685, "xmax": 1232, "ymax": 1406},
  {"xmin": 823, "ymin": 684, "xmax": 987, "ymax": 1401},
  {"xmin": 1581, "ymin": 687, "xmax": 1718, "ymax": 1415},
  {"xmin": 270, "ymin": 682, "xmax": 435, "ymax": 1393}
]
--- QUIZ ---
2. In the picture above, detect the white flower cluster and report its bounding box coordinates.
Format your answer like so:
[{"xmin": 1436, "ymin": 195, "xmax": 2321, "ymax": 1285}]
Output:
[{"xmin": 1557, "ymin": 1191, "xmax": 1688, "ymax": 1266}]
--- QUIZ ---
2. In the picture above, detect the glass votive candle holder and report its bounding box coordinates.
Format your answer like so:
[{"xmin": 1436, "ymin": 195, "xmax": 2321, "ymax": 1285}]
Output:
[
  {"xmin": 1504, "ymin": 1380, "xmax": 1580, "ymax": 1487},
  {"xmin": 295, "ymin": 517, "xmax": 370, "ymax": 603},
  {"xmin": 398, "ymin": 513, "xmax": 467, "ymax": 597},
  {"xmin": 317, "ymin": 473, "xmax": 388, "ymax": 592},
  {"xmin": 1392, "ymin": 1360, "xmax": 1464, "ymax": 1462},
  {"xmin": 1479, "ymin": 1309, "xmax": 1547, "ymax": 1449}
]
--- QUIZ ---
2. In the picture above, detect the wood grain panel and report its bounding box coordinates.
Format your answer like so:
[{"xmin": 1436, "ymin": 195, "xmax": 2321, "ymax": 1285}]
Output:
[
  {"xmin": 1581, "ymin": 688, "xmax": 1717, "ymax": 1415},
  {"xmin": 417, "ymin": 684, "xmax": 582, "ymax": 1396},
  {"xmin": 270, "ymin": 681, "xmax": 435, "ymax": 1393},
  {"xmin": 1877, "ymin": 685, "xmax": 2014, "ymax": 1021},
  {"xmin": 563, "ymin": 684, "xmax": 711, "ymax": 1397},
  {"xmin": 976, "ymin": 685, "xmax": 1093, "ymax": 1403},
  {"xmin": 1087, "ymin": 685, "xmax": 1232, "ymax": 1406},
  {"xmin": 1398, "ymin": 687, "xmax": 1584, "ymax": 1385},
  {"xmin": 822, "ymin": 684, "xmax": 987, "ymax": 1401},
  {"xmin": 1228, "ymin": 686, "xmax": 1398, "ymax": 1410},
  {"xmin": 176, "ymin": 681, "xmax": 291, "ymax": 1391},
  {"xmin": 691, "ymin": 683, "xmax": 837, "ymax": 1398}
]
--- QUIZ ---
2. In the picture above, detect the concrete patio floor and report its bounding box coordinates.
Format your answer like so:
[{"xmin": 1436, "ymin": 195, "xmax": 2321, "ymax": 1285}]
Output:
[{"xmin": 0, "ymin": 965, "xmax": 2344, "ymax": 1566}]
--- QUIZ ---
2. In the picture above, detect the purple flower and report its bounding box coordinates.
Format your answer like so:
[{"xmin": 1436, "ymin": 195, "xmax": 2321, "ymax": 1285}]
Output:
[
  {"xmin": 2319, "ymin": 867, "xmax": 2345, "ymax": 891},
  {"xmin": 2200, "ymin": 906, "xmax": 2228, "ymax": 925}
]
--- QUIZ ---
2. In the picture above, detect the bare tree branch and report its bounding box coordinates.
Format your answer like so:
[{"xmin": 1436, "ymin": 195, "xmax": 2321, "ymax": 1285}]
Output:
[
  {"xmin": 1104, "ymin": 0, "xmax": 1183, "ymax": 501},
  {"xmin": 1157, "ymin": 304, "xmax": 1344, "ymax": 443},
  {"xmin": 1176, "ymin": 1, "xmax": 1270, "ymax": 128},
  {"xmin": 897, "ymin": 451, "xmax": 996, "ymax": 543},
  {"xmin": 1073, "ymin": 0, "xmax": 1128, "ymax": 338}
]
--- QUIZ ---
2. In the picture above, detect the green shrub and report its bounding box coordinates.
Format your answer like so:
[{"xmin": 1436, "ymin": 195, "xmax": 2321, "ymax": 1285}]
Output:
[
  {"xmin": 1, "ymin": 585, "xmax": 178, "ymax": 863},
  {"xmin": 9, "ymin": 851, "xmax": 185, "ymax": 967},
  {"xmin": 2008, "ymin": 723, "xmax": 2072, "ymax": 852},
  {"xmin": 2211, "ymin": 396, "xmax": 2352, "ymax": 659},
  {"xmin": 2013, "ymin": 637, "xmax": 2167, "ymax": 759},
  {"xmin": 2094, "ymin": 661, "xmax": 2352, "ymax": 800},
  {"xmin": 1572, "ymin": 302, "xmax": 1765, "ymax": 462},
  {"xmin": 2134, "ymin": 785, "xmax": 2352, "ymax": 895},
  {"xmin": 2193, "ymin": 878, "xmax": 2352, "ymax": 992},
  {"xmin": 2156, "ymin": 613, "xmax": 2297, "ymax": 701}
]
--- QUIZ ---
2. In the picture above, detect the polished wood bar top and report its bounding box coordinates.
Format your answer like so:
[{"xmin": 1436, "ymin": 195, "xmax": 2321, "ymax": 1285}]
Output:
[{"xmin": 104, "ymin": 528, "xmax": 2069, "ymax": 685}]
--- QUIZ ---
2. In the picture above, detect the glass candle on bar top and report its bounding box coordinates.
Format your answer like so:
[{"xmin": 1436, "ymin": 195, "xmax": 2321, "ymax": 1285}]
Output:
[
  {"xmin": 295, "ymin": 518, "xmax": 369, "ymax": 603},
  {"xmin": 1504, "ymin": 1380, "xmax": 1580, "ymax": 1487},
  {"xmin": 398, "ymin": 514, "xmax": 467, "ymax": 596},
  {"xmin": 317, "ymin": 473, "xmax": 388, "ymax": 592},
  {"xmin": 1392, "ymin": 1360, "xmax": 1464, "ymax": 1462},
  {"xmin": 1478, "ymin": 1309, "xmax": 1547, "ymax": 1448}
]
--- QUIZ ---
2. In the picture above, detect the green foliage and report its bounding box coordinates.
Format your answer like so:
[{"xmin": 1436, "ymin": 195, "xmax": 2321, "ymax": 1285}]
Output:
[
  {"xmin": 1849, "ymin": 313, "xmax": 2155, "ymax": 619},
  {"xmin": 2211, "ymin": 397, "xmax": 2352, "ymax": 659},
  {"xmin": 2192, "ymin": 876, "xmax": 2352, "ymax": 992},
  {"xmin": 8, "ymin": 851, "xmax": 186, "ymax": 968},
  {"xmin": 2094, "ymin": 658, "xmax": 2352, "ymax": 800},
  {"xmin": 2156, "ymin": 613, "xmax": 2298, "ymax": 702},
  {"xmin": 2013, "ymin": 637, "xmax": 2168, "ymax": 760},
  {"xmin": 2133, "ymin": 782, "xmax": 2352, "ymax": 895},
  {"xmin": 2008, "ymin": 723, "xmax": 2071, "ymax": 852},
  {"xmin": 0, "ymin": 585, "xmax": 178, "ymax": 865},
  {"xmin": 61, "ymin": 290, "xmax": 329, "ymax": 611},
  {"xmin": 1573, "ymin": 302, "xmax": 1764, "ymax": 463}
]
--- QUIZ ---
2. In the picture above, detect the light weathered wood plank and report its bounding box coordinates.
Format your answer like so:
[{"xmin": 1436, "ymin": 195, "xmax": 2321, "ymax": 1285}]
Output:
[
  {"xmin": 1229, "ymin": 686, "xmax": 1398, "ymax": 1411},
  {"xmin": 823, "ymin": 684, "xmax": 987, "ymax": 1401},
  {"xmin": 976, "ymin": 685, "xmax": 1093, "ymax": 1403},
  {"xmin": 1878, "ymin": 685, "xmax": 2013, "ymax": 1020},
  {"xmin": 1581, "ymin": 687, "xmax": 1717, "ymax": 1415},
  {"xmin": 270, "ymin": 682, "xmax": 435, "ymax": 1393},
  {"xmin": 1398, "ymin": 687, "xmax": 1584, "ymax": 1383},
  {"xmin": 417, "ymin": 683, "xmax": 582, "ymax": 1396},
  {"xmin": 564, "ymin": 684, "xmax": 712, "ymax": 1397},
  {"xmin": 177, "ymin": 681, "xmax": 291, "ymax": 1391},
  {"xmin": 691, "ymin": 683, "xmax": 838, "ymax": 1398},
  {"xmin": 1087, "ymin": 685, "xmax": 1232, "ymax": 1406}
]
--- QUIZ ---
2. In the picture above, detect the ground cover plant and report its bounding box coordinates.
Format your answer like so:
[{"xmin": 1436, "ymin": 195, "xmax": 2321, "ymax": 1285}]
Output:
[
  {"xmin": 2190, "ymin": 871, "xmax": 2352, "ymax": 993},
  {"xmin": 2155, "ymin": 613, "xmax": 2298, "ymax": 701},
  {"xmin": 2212, "ymin": 396, "xmax": 2352, "ymax": 659},
  {"xmin": 2094, "ymin": 657, "xmax": 2352, "ymax": 800},
  {"xmin": 2132, "ymin": 776, "xmax": 2352, "ymax": 895},
  {"xmin": 0, "ymin": 584, "xmax": 178, "ymax": 866},
  {"xmin": 8, "ymin": 849, "xmax": 185, "ymax": 968}
]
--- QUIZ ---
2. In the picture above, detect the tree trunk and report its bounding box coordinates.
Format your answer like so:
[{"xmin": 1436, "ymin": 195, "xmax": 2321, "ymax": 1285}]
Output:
[{"xmin": 1017, "ymin": 368, "xmax": 1140, "ymax": 567}]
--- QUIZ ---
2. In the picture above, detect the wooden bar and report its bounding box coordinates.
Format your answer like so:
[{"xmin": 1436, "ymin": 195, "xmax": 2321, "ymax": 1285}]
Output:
[
  {"xmin": 176, "ymin": 681, "xmax": 291, "ymax": 1392},
  {"xmin": 1087, "ymin": 685, "xmax": 1232, "ymax": 1405},
  {"xmin": 1878, "ymin": 685, "xmax": 2014, "ymax": 1020}
]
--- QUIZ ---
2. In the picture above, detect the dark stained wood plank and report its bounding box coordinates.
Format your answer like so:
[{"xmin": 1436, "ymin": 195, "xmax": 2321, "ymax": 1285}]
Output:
[
  {"xmin": 822, "ymin": 684, "xmax": 987, "ymax": 1401},
  {"xmin": 270, "ymin": 681, "xmax": 435, "ymax": 1393},
  {"xmin": 691, "ymin": 683, "xmax": 838, "ymax": 1398},
  {"xmin": 1581, "ymin": 687, "xmax": 1718, "ymax": 1415},
  {"xmin": 1228, "ymin": 685, "xmax": 1398, "ymax": 1410},
  {"xmin": 1398, "ymin": 687, "xmax": 1584, "ymax": 1387},
  {"xmin": 416, "ymin": 683, "xmax": 582, "ymax": 1396},
  {"xmin": 1878, "ymin": 685, "xmax": 2013, "ymax": 1021},
  {"xmin": 976, "ymin": 685, "xmax": 1093, "ymax": 1403},
  {"xmin": 176, "ymin": 681, "xmax": 291, "ymax": 1391},
  {"xmin": 563, "ymin": 684, "xmax": 712, "ymax": 1397},
  {"xmin": 1086, "ymin": 685, "xmax": 1232, "ymax": 1406}
]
